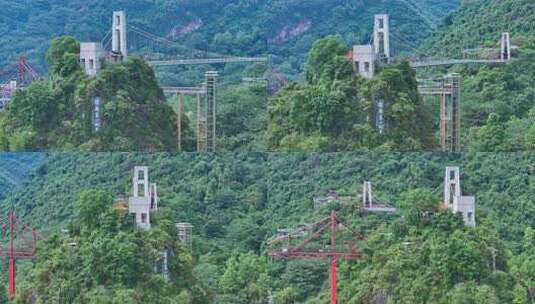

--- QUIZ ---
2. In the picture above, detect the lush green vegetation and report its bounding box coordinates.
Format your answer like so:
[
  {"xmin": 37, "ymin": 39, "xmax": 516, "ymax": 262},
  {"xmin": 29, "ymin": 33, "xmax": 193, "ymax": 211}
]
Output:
[
  {"xmin": 1, "ymin": 0, "xmax": 458, "ymax": 77},
  {"xmin": 0, "ymin": 153, "xmax": 42, "ymax": 200},
  {"xmin": 267, "ymin": 38, "xmax": 434, "ymax": 151},
  {"xmin": 0, "ymin": 0, "xmax": 467, "ymax": 152},
  {"xmin": 13, "ymin": 189, "xmax": 205, "ymax": 303},
  {"xmin": 415, "ymin": 0, "xmax": 535, "ymax": 151},
  {"xmin": 421, "ymin": 0, "xmax": 535, "ymax": 57},
  {"xmin": 0, "ymin": 37, "xmax": 179, "ymax": 151},
  {"xmin": 1, "ymin": 152, "xmax": 534, "ymax": 303}
]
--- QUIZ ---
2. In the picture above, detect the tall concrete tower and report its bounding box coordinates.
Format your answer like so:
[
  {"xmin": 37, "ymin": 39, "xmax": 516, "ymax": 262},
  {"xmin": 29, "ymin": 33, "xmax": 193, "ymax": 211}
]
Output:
[
  {"xmin": 362, "ymin": 181, "xmax": 373, "ymax": 209},
  {"xmin": 501, "ymin": 32, "xmax": 511, "ymax": 61},
  {"xmin": 128, "ymin": 166, "xmax": 158, "ymax": 230},
  {"xmin": 374, "ymin": 14, "xmax": 390, "ymax": 63},
  {"xmin": 112, "ymin": 11, "xmax": 128, "ymax": 62},
  {"xmin": 444, "ymin": 167, "xmax": 476, "ymax": 227}
]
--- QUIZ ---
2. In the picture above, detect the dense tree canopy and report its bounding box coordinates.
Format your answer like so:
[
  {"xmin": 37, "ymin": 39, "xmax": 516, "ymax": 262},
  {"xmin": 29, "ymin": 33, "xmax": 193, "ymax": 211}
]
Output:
[
  {"xmin": 267, "ymin": 38, "xmax": 434, "ymax": 151},
  {"xmin": 1, "ymin": 152, "xmax": 533, "ymax": 303},
  {"xmin": 12, "ymin": 189, "xmax": 205, "ymax": 304},
  {"xmin": 0, "ymin": 37, "xmax": 179, "ymax": 151}
]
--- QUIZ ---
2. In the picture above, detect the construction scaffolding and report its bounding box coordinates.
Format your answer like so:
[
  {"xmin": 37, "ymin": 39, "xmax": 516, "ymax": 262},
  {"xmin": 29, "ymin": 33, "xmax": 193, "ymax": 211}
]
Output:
[
  {"xmin": 162, "ymin": 86, "xmax": 207, "ymax": 152},
  {"xmin": 176, "ymin": 223, "xmax": 193, "ymax": 250},
  {"xmin": 205, "ymin": 71, "xmax": 218, "ymax": 152},
  {"xmin": 418, "ymin": 73, "xmax": 461, "ymax": 152},
  {"xmin": 159, "ymin": 79, "xmax": 216, "ymax": 154}
]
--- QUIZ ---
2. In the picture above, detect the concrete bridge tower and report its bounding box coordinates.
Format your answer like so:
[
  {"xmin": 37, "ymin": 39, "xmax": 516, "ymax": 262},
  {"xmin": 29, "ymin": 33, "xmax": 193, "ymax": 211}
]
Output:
[
  {"xmin": 374, "ymin": 14, "xmax": 391, "ymax": 63},
  {"xmin": 501, "ymin": 32, "xmax": 511, "ymax": 61},
  {"xmin": 112, "ymin": 11, "xmax": 128, "ymax": 62},
  {"xmin": 444, "ymin": 167, "xmax": 476, "ymax": 227},
  {"xmin": 128, "ymin": 166, "xmax": 159, "ymax": 230}
]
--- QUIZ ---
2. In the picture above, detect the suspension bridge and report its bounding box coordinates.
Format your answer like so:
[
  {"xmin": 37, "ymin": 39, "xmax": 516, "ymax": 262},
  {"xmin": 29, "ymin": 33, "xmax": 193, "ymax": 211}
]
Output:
[
  {"xmin": 99, "ymin": 20, "xmax": 267, "ymax": 68},
  {"xmin": 0, "ymin": 7, "xmax": 518, "ymax": 154}
]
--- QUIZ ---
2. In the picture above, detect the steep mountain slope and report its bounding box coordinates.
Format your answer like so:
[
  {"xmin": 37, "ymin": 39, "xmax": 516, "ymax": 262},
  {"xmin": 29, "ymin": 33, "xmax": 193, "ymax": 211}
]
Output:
[
  {"xmin": 0, "ymin": 0, "xmax": 459, "ymax": 77},
  {"xmin": 0, "ymin": 153, "xmax": 42, "ymax": 200},
  {"xmin": 1, "ymin": 153, "xmax": 267, "ymax": 236},
  {"xmin": 418, "ymin": 0, "xmax": 535, "ymax": 151},
  {"xmin": 1, "ymin": 152, "xmax": 534, "ymax": 303},
  {"xmin": 421, "ymin": 0, "xmax": 535, "ymax": 57},
  {"xmin": 3, "ymin": 152, "xmax": 533, "ymax": 252}
]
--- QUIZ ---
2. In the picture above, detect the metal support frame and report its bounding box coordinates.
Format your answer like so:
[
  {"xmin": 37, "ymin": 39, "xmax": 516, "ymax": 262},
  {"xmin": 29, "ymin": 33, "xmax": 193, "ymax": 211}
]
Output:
[
  {"xmin": 197, "ymin": 92, "xmax": 206, "ymax": 152},
  {"xmin": 419, "ymin": 74, "xmax": 461, "ymax": 152},
  {"xmin": 176, "ymin": 223, "xmax": 193, "ymax": 250},
  {"xmin": 445, "ymin": 74, "xmax": 461, "ymax": 152},
  {"xmin": 375, "ymin": 98, "xmax": 385, "ymax": 134},
  {"xmin": 205, "ymin": 71, "xmax": 218, "ymax": 152},
  {"xmin": 162, "ymin": 87, "xmax": 207, "ymax": 152},
  {"xmin": 176, "ymin": 93, "xmax": 182, "ymax": 151},
  {"xmin": 1, "ymin": 211, "xmax": 38, "ymax": 299}
]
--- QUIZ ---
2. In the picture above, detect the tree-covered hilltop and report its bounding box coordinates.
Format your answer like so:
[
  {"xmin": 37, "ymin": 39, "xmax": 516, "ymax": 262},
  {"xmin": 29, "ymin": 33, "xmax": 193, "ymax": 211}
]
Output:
[
  {"xmin": 0, "ymin": 36, "xmax": 269, "ymax": 152},
  {"xmin": 266, "ymin": 153, "xmax": 535, "ymax": 303},
  {"xmin": 1, "ymin": 0, "xmax": 459, "ymax": 77},
  {"xmin": 267, "ymin": 38, "xmax": 434, "ymax": 151},
  {"xmin": 1, "ymin": 152, "xmax": 534, "ymax": 303},
  {"xmin": 0, "ymin": 37, "xmax": 180, "ymax": 152},
  {"xmin": 13, "ymin": 189, "xmax": 206, "ymax": 303}
]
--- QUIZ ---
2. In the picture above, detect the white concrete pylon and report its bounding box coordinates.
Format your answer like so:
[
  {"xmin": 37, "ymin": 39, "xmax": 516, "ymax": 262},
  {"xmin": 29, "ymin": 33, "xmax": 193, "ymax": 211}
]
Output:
[
  {"xmin": 363, "ymin": 181, "xmax": 373, "ymax": 208},
  {"xmin": 133, "ymin": 166, "xmax": 149, "ymax": 198},
  {"xmin": 112, "ymin": 11, "xmax": 128, "ymax": 61},
  {"xmin": 374, "ymin": 14, "xmax": 391, "ymax": 63},
  {"xmin": 501, "ymin": 32, "xmax": 511, "ymax": 61},
  {"xmin": 129, "ymin": 166, "xmax": 151, "ymax": 230},
  {"xmin": 444, "ymin": 167, "xmax": 476, "ymax": 227}
]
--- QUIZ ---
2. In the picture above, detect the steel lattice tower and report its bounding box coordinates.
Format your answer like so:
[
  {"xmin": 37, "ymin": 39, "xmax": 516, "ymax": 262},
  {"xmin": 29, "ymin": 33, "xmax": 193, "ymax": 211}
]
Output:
[{"xmin": 205, "ymin": 71, "xmax": 218, "ymax": 152}]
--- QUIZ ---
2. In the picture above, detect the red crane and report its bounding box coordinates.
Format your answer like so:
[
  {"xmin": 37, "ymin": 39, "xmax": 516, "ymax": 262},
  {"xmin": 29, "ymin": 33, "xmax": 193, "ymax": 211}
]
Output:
[
  {"xmin": 267, "ymin": 211, "xmax": 362, "ymax": 304},
  {"xmin": 17, "ymin": 56, "xmax": 39, "ymax": 86},
  {"xmin": 0, "ymin": 211, "xmax": 38, "ymax": 299},
  {"xmin": 0, "ymin": 56, "xmax": 39, "ymax": 108}
]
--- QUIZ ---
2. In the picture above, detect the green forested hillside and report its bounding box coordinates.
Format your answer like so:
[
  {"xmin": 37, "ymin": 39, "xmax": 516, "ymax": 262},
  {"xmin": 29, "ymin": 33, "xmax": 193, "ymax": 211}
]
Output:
[
  {"xmin": 421, "ymin": 0, "xmax": 535, "ymax": 57},
  {"xmin": 415, "ymin": 0, "xmax": 535, "ymax": 151},
  {"xmin": 261, "ymin": 0, "xmax": 535, "ymax": 152},
  {"xmin": 1, "ymin": 0, "xmax": 458, "ymax": 78},
  {"xmin": 0, "ymin": 153, "xmax": 42, "ymax": 200},
  {"xmin": 1, "ymin": 152, "xmax": 534, "ymax": 303}
]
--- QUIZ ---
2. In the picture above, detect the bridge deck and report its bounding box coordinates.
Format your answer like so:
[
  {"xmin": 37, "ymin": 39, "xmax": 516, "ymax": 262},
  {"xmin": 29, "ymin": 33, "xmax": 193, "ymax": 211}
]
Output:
[
  {"xmin": 148, "ymin": 57, "xmax": 268, "ymax": 67},
  {"xmin": 410, "ymin": 59, "xmax": 506, "ymax": 68},
  {"xmin": 162, "ymin": 87, "xmax": 205, "ymax": 94}
]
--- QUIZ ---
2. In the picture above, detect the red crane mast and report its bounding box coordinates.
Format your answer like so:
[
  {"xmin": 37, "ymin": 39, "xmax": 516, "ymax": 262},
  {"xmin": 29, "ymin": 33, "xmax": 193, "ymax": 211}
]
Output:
[
  {"xmin": 0, "ymin": 211, "xmax": 38, "ymax": 299},
  {"xmin": 267, "ymin": 211, "xmax": 362, "ymax": 304}
]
